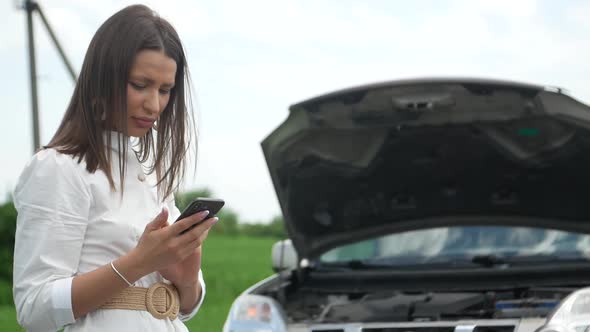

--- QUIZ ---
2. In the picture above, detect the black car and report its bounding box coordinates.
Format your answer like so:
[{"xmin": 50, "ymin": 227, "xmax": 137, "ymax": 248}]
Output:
[{"xmin": 224, "ymin": 78, "xmax": 590, "ymax": 332}]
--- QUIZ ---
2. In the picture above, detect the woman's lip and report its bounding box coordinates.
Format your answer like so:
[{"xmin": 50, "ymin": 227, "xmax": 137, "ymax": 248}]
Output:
[{"xmin": 132, "ymin": 117, "xmax": 154, "ymax": 128}]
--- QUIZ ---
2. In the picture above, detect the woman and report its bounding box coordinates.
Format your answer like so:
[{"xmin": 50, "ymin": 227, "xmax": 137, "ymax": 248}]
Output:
[{"xmin": 12, "ymin": 4, "xmax": 215, "ymax": 332}]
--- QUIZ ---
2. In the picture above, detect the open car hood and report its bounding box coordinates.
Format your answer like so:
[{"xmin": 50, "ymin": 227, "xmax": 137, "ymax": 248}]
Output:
[{"xmin": 261, "ymin": 78, "xmax": 590, "ymax": 260}]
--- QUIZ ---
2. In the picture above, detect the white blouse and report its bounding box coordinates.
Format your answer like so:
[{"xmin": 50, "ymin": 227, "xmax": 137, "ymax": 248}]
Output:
[{"xmin": 12, "ymin": 135, "xmax": 206, "ymax": 332}]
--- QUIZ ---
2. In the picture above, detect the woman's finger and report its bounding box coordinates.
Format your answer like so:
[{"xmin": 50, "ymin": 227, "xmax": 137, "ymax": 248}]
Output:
[
  {"xmin": 144, "ymin": 207, "xmax": 169, "ymax": 232},
  {"xmin": 181, "ymin": 229, "xmax": 210, "ymax": 257},
  {"xmin": 168, "ymin": 210, "xmax": 209, "ymax": 236},
  {"xmin": 178, "ymin": 216, "xmax": 217, "ymax": 244},
  {"xmin": 181, "ymin": 225, "xmax": 211, "ymax": 248}
]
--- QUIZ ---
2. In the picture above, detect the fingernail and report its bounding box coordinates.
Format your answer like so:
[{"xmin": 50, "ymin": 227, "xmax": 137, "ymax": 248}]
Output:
[
  {"xmin": 212, "ymin": 217, "xmax": 219, "ymax": 223},
  {"xmin": 200, "ymin": 210, "xmax": 210, "ymax": 216}
]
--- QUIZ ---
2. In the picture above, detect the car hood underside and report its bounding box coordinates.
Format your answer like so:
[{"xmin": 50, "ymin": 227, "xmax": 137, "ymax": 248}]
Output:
[{"xmin": 261, "ymin": 78, "xmax": 590, "ymax": 259}]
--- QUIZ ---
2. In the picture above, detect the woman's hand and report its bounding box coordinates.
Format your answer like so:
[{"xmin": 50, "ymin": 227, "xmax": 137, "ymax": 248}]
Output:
[
  {"xmin": 69, "ymin": 209, "xmax": 216, "ymax": 320},
  {"xmin": 133, "ymin": 208, "xmax": 217, "ymax": 274},
  {"xmin": 157, "ymin": 221, "xmax": 213, "ymax": 287},
  {"xmin": 158, "ymin": 246, "xmax": 202, "ymax": 287}
]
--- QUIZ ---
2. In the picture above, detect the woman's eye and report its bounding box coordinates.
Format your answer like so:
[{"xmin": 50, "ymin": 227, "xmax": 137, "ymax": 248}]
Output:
[
  {"xmin": 159, "ymin": 89, "xmax": 171, "ymax": 95},
  {"xmin": 130, "ymin": 82, "xmax": 146, "ymax": 90}
]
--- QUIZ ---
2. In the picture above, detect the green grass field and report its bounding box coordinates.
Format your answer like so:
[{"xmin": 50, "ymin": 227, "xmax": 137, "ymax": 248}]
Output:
[
  {"xmin": 186, "ymin": 234, "xmax": 279, "ymax": 331},
  {"xmin": 1, "ymin": 234, "xmax": 280, "ymax": 332}
]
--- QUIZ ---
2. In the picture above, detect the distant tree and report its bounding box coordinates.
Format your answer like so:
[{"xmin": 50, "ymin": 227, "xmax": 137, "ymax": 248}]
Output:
[
  {"xmin": 267, "ymin": 216, "xmax": 287, "ymax": 238},
  {"xmin": 212, "ymin": 209, "xmax": 239, "ymax": 236},
  {"xmin": 240, "ymin": 216, "xmax": 287, "ymax": 238}
]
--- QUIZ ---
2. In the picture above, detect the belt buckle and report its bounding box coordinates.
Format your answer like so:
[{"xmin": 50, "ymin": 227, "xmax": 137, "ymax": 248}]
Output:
[{"xmin": 146, "ymin": 282, "xmax": 180, "ymax": 320}]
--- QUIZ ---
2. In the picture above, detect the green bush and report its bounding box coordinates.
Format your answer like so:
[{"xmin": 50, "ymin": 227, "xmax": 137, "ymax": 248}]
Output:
[
  {"xmin": 0, "ymin": 202, "xmax": 16, "ymax": 306},
  {"xmin": 0, "ymin": 202, "xmax": 16, "ymax": 284},
  {"xmin": 0, "ymin": 281, "xmax": 13, "ymax": 306}
]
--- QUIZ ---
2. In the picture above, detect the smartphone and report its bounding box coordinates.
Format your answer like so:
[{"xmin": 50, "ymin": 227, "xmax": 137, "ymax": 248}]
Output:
[
  {"xmin": 176, "ymin": 197, "xmax": 225, "ymax": 222},
  {"xmin": 176, "ymin": 197, "xmax": 225, "ymax": 234}
]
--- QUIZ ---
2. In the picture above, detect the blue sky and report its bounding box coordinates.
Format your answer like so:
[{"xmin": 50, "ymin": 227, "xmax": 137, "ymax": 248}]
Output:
[{"xmin": 1, "ymin": 0, "xmax": 590, "ymax": 222}]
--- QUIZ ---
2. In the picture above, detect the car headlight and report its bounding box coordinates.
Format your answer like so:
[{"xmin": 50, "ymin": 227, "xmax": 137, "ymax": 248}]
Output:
[
  {"xmin": 223, "ymin": 294, "xmax": 288, "ymax": 332},
  {"xmin": 538, "ymin": 287, "xmax": 590, "ymax": 332}
]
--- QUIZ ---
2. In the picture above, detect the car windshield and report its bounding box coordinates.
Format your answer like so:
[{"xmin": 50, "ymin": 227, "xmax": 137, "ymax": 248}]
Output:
[{"xmin": 319, "ymin": 226, "xmax": 590, "ymax": 265}]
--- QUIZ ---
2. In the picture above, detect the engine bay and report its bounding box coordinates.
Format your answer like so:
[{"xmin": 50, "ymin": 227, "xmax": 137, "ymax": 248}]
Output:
[{"xmin": 266, "ymin": 286, "xmax": 574, "ymax": 324}]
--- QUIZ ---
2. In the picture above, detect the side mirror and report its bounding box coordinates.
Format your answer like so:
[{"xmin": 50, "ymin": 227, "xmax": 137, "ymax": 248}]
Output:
[{"xmin": 271, "ymin": 239, "xmax": 298, "ymax": 272}]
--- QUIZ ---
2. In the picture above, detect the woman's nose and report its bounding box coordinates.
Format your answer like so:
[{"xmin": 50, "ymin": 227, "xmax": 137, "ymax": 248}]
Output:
[{"xmin": 144, "ymin": 90, "xmax": 160, "ymax": 113}]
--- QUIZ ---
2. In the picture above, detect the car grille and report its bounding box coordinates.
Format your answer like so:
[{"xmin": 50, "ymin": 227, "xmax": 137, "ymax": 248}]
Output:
[{"xmin": 362, "ymin": 328, "xmax": 455, "ymax": 332}]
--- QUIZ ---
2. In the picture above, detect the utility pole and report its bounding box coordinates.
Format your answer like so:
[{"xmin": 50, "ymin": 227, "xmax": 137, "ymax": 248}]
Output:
[
  {"xmin": 24, "ymin": 1, "xmax": 40, "ymax": 153},
  {"xmin": 18, "ymin": 0, "xmax": 77, "ymax": 153}
]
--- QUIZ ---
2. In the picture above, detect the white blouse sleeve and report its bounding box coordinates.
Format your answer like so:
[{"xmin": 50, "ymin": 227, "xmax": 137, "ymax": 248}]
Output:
[
  {"xmin": 166, "ymin": 196, "xmax": 207, "ymax": 322},
  {"xmin": 13, "ymin": 149, "xmax": 91, "ymax": 332}
]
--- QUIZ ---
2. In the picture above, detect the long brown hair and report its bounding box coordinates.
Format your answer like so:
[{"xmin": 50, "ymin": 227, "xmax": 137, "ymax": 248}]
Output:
[{"xmin": 47, "ymin": 4, "xmax": 196, "ymax": 201}]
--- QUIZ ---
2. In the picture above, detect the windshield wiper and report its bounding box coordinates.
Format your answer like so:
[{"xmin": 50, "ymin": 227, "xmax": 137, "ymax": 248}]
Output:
[
  {"xmin": 470, "ymin": 253, "xmax": 590, "ymax": 268},
  {"xmin": 319, "ymin": 259, "xmax": 393, "ymax": 270},
  {"xmin": 471, "ymin": 254, "xmax": 507, "ymax": 268},
  {"xmin": 321, "ymin": 255, "xmax": 508, "ymax": 270},
  {"xmin": 320, "ymin": 254, "xmax": 590, "ymax": 270}
]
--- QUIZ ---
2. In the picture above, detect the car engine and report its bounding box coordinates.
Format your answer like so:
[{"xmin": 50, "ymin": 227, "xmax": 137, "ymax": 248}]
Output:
[{"xmin": 273, "ymin": 287, "xmax": 574, "ymax": 324}]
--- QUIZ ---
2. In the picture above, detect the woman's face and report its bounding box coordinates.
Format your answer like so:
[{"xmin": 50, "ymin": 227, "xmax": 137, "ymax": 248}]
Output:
[{"xmin": 125, "ymin": 49, "xmax": 177, "ymax": 137}]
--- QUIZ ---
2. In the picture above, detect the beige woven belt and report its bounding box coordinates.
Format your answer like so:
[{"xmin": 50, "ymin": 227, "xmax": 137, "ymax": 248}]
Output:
[{"xmin": 101, "ymin": 282, "xmax": 180, "ymax": 320}]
